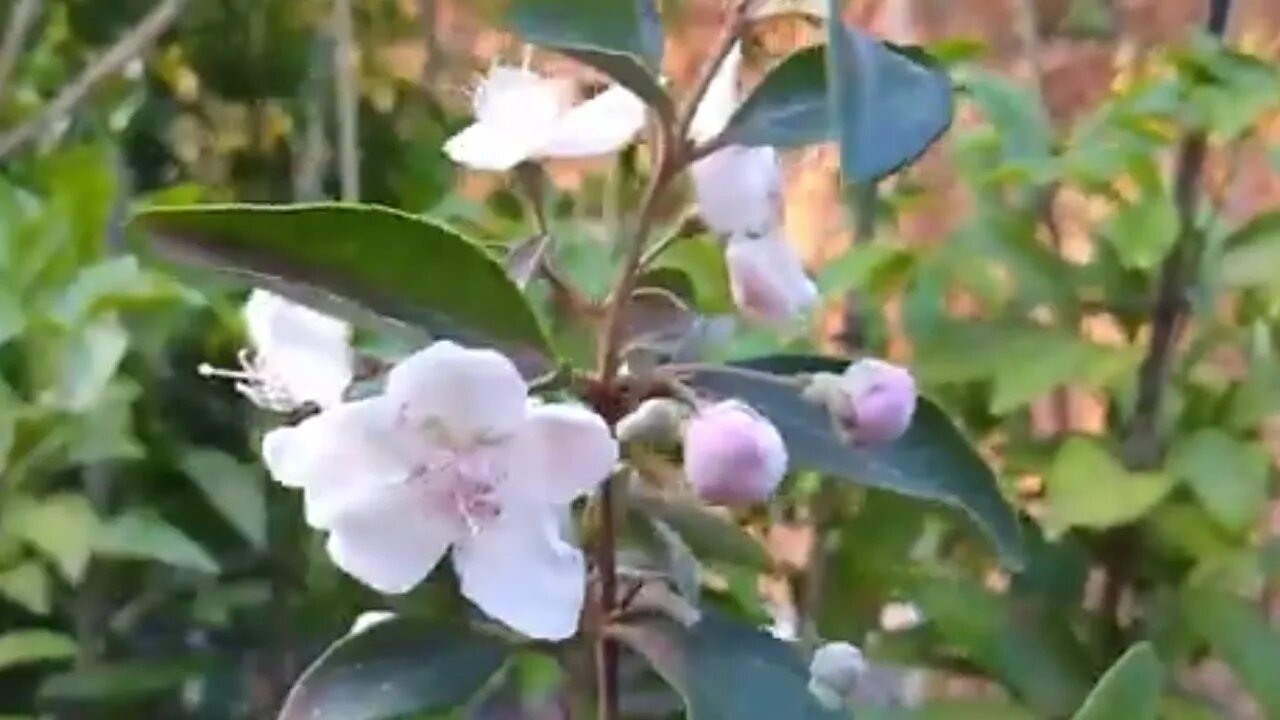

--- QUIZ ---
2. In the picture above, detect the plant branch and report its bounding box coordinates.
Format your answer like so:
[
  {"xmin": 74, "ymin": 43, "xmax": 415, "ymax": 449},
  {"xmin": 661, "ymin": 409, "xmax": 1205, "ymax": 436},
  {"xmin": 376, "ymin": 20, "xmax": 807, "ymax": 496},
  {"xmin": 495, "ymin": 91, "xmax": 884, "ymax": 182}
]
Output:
[
  {"xmin": 0, "ymin": 0, "xmax": 190, "ymax": 160},
  {"xmin": 1122, "ymin": 0, "xmax": 1232, "ymax": 469},
  {"xmin": 332, "ymin": 0, "xmax": 360, "ymax": 201},
  {"xmin": 0, "ymin": 0, "xmax": 41, "ymax": 104}
]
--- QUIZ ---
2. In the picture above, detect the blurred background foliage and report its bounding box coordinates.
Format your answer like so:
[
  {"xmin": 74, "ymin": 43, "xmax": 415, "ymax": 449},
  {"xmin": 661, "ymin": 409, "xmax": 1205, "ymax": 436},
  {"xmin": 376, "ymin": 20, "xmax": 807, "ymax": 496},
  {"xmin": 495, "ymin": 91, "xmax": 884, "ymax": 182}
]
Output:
[{"xmin": 0, "ymin": 0, "xmax": 1279, "ymax": 718}]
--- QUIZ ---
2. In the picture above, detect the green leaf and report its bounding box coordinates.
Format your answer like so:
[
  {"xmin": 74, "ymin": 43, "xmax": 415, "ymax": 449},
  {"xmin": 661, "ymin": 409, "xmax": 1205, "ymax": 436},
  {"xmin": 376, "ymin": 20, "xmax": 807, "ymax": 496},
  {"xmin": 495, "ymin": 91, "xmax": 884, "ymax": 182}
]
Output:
[
  {"xmin": 614, "ymin": 611, "xmax": 844, "ymax": 720},
  {"xmin": 1104, "ymin": 193, "xmax": 1178, "ymax": 271},
  {"xmin": 278, "ymin": 618, "xmax": 510, "ymax": 720},
  {"xmin": 825, "ymin": 11, "xmax": 953, "ymax": 182},
  {"xmin": 987, "ymin": 334, "xmax": 1133, "ymax": 414},
  {"xmin": 1168, "ymin": 430, "xmax": 1269, "ymax": 533},
  {"xmin": 630, "ymin": 487, "xmax": 770, "ymax": 571},
  {"xmin": 962, "ymin": 71, "xmax": 1053, "ymax": 164},
  {"xmin": 1043, "ymin": 438, "xmax": 1172, "ymax": 539},
  {"xmin": 0, "ymin": 287, "xmax": 23, "ymax": 347},
  {"xmin": 1182, "ymin": 588, "xmax": 1280, "ymax": 718},
  {"xmin": 1218, "ymin": 211, "xmax": 1280, "ymax": 290},
  {"xmin": 39, "ymin": 659, "xmax": 206, "ymax": 701},
  {"xmin": 94, "ymin": 511, "xmax": 218, "ymax": 574},
  {"xmin": 3, "ymin": 493, "xmax": 98, "ymax": 583},
  {"xmin": 681, "ymin": 355, "xmax": 1026, "ymax": 568},
  {"xmin": 48, "ymin": 255, "xmax": 196, "ymax": 324},
  {"xmin": 179, "ymin": 448, "xmax": 267, "ymax": 549},
  {"xmin": 506, "ymin": 0, "xmax": 670, "ymax": 118},
  {"xmin": 0, "ymin": 562, "xmax": 51, "ymax": 615},
  {"xmin": 720, "ymin": 46, "xmax": 828, "ymax": 148},
  {"xmin": 0, "ymin": 630, "xmax": 77, "ymax": 672},
  {"xmin": 912, "ymin": 576, "xmax": 1092, "ymax": 717},
  {"xmin": 37, "ymin": 315, "xmax": 128, "ymax": 412},
  {"xmin": 651, "ymin": 235, "xmax": 733, "ymax": 315},
  {"xmin": 131, "ymin": 204, "xmax": 553, "ymax": 367},
  {"xmin": 1070, "ymin": 644, "xmax": 1162, "ymax": 720}
]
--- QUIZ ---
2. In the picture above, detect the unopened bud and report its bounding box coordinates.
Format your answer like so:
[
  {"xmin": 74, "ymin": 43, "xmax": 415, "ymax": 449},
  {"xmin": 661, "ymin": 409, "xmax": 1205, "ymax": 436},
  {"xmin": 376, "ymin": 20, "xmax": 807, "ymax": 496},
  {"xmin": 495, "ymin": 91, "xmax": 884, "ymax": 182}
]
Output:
[
  {"xmin": 682, "ymin": 401, "xmax": 787, "ymax": 505},
  {"xmin": 617, "ymin": 398, "xmax": 688, "ymax": 444},
  {"xmin": 808, "ymin": 642, "xmax": 866, "ymax": 710},
  {"xmin": 804, "ymin": 359, "xmax": 917, "ymax": 445}
]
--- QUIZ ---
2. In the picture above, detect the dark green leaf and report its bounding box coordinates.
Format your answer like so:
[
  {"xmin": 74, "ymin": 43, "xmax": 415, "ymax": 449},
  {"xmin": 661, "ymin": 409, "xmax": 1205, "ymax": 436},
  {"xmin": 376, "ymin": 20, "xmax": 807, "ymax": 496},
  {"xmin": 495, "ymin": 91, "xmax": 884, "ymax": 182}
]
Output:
[
  {"xmin": 1182, "ymin": 588, "xmax": 1280, "ymax": 718},
  {"xmin": 131, "ymin": 204, "xmax": 553, "ymax": 368},
  {"xmin": 614, "ymin": 611, "xmax": 844, "ymax": 720},
  {"xmin": 279, "ymin": 618, "xmax": 509, "ymax": 720},
  {"xmin": 1070, "ymin": 643, "xmax": 1162, "ymax": 720},
  {"xmin": 681, "ymin": 355, "xmax": 1025, "ymax": 568},
  {"xmin": 825, "ymin": 10, "xmax": 953, "ymax": 182},
  {"xmin": 630, "ymin": 488, "xmax": 770, "ymax": 571},
  {"xmin": 180, "ymin": 448, "xmax": 268, "ymax": 549},
  {"xmin": 506, "ymin": 0, "xmax": 670, "ymax": 118},
  {"xmin": 720, "ymin": 46, "xmax": 828, "ymax": 148},
  {"xmin": 93, "ymin": 511, "xmax": 219, "ymax": 574},
  {"xmin": 39, "ymin": 659, "xmax": 207, "ymax": 701}
]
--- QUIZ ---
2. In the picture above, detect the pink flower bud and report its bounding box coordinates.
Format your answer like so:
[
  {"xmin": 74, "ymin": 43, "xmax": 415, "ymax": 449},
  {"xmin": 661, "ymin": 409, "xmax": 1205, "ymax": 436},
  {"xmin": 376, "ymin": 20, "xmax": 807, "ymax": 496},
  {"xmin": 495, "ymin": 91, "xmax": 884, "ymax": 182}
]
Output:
[
  {"xmin": 682, "ymin": 401, "xmax": 787, "ymax": 505},
  {"xmin": 725, "ymin": 235, "xmax": 818, "ymax": 328},
  {"xmin": 837, "ymin": 359, "xmax": 917, "ymax": 444}
]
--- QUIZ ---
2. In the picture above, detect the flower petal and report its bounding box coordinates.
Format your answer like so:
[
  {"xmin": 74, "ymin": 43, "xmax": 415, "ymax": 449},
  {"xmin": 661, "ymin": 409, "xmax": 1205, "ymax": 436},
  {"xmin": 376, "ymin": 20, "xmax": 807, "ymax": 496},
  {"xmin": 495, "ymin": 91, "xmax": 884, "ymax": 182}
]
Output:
[
  {"xmin": 453, "ymin": 508, "xmax": 586, "ymax": 640},
  {"xmin": 386, "ymin": 341, "xmax": 528, "ymax": 442},
  {"xmin": 261, "ymin": 398, "xmax": 409, "ymax": 527},
  {"xmin": 444, "ymin": 121, "xmax": 543, "ymax": 172},
  {"xmin": 325, "ymin": 484, "xmax": 456, "ymax": 594},
  {"xmin": 510, "ymin": 403, "xmax": 618, "ymax": 505},
  {"xmin": 541, "ymin": 85, "xmax": 647, "ymax": 159},
  {"xmin": 690, "ymin": 145, "xmax": 782, "ymax": 237},
  {"xmin": 725, "ymin": 233, "xmax": 818, "ymax": 327},
  {"xmin": 474, "ymin": 66, "xmax": 565, "ymax": 131},
  {"xmin": 244, "ymin": 290, "xmax": 353, "ymax": 408},
  {"xmin": 689, "ymin": 41, "xmax": 743, "ymax": 143}
]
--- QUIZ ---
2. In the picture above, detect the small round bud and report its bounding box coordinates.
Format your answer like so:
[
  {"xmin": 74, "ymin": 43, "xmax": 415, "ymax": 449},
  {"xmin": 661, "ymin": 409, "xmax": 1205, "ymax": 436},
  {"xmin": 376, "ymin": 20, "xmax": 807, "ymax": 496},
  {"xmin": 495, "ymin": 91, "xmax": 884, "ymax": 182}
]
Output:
[
  {"xmin": 682, "ymin": 401, "xmax": 787, "ymax": 505},
  {"xmin": 617, "ymin": 398, "xmax": 687, "ymax": 444},
  {"xmin": 808, "ymin": 641, "xmax": 866, "ymax": 709},
  {"xmin": 806, "ymin": 359, "xmax": 917, "ymax": 445}
]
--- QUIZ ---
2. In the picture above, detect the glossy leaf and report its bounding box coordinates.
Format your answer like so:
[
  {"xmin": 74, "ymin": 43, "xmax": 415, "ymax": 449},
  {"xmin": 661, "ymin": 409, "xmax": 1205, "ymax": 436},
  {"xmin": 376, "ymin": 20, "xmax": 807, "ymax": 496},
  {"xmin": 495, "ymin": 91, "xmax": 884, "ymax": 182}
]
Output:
[
  {"xmin": 825, "ymin": 8, "xmax": 953, "ymax": 182},
  {"xmin": 131, "ymin": 204, "xmax": 553, "ymax": 369},
  {"xmin": 93, "ymin": 511, "xmax": 219, "ymax": 574},
  {"xmin": 681, "ymin": 355, "xmax": 1025, "ymax": 568},
  {"xmin": 1182, "ymin": 588, "xmax": 1280, "ymax": 718},
  {"xmin": 278, "ymin": 618, "xmax": 510, "ymax": 720},
  {"xmin": 180, "ymin": 448, "xmax": 268, "ymax": 549},
  {"xmin": 506, "ymin": 0, "xmax": 671, "ymax": 119},
  {"xmin": 720, "ymin": 46, "xmax": 828, "ymax": 148},
  {"xmin": 1070, "ymin": 643, "xmax": 1162, "ymax": 720},
  {"xmin": 614, "ymin": 611, "xmax": 844, "ymax": 720},
  {"xmin": 0, "ymin": 630, "xmax": 77, "ymax": 672}
]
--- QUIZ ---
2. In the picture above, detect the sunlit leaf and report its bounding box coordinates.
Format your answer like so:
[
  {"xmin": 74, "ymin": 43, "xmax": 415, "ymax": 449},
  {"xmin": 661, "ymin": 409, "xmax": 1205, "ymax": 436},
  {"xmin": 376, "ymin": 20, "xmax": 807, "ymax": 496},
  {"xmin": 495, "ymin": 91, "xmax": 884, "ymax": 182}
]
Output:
[
  {"xmin": 0, "ymin": 563, "xmax": 51, "ymax": 616},
  {"xmin": 94, "ymin": 511, "xmax": 218, "ymax": 574},
  {"xmin": 1043, "ymin": 438, "xmax": 1172, "ymax": 539},
  {"xmin": 0, "ymin": 630, "xmax": 77, "ymax": 672},
  {"xmin": 1168, "ymin": 430, "xmax": 1269, "ymax": 534},
  {"xmin": 1070, "ymin": 643, "xmax": 1162, "ymax": 720},
  {"xmin": 3, "ymin": 493, "xmax": 98, "ymax": 583}
]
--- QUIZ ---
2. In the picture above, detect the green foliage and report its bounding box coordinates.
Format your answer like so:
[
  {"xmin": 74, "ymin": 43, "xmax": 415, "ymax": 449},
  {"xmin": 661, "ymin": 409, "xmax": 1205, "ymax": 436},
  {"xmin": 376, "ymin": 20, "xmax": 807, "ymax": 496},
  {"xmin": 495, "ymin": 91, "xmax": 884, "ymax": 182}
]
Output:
[
  {"xmin": 1069, "ymin": 644, "xmax": 1162, "ymax": 720},
  {"xmin": 278, "ymin": 620, "xmax": 510, "ymax": 720}
]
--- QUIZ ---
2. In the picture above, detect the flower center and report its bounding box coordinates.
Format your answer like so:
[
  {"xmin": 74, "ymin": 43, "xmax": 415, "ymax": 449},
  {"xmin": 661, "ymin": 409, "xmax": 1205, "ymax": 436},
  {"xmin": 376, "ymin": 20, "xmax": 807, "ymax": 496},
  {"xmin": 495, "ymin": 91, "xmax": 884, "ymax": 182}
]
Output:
[
  {"xmin": 402, "ymin": 416, "xmax": 509, "ymax": 537},
  {"xmin": 198, "ymin": 349, "xmax": 299, "ymax": 412}
]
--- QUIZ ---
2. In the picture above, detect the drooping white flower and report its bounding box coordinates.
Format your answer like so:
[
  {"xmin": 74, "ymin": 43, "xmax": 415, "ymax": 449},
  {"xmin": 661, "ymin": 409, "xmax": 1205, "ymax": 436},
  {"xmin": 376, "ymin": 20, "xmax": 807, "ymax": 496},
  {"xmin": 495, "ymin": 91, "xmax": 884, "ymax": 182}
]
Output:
[
  {"xmin": 690, "ymin": 145, "xmax": 782, "ymax": 238},
  {"xmin": 261, "ymin": 340, "xmax": 618, "ymax": 640},
  {"xmin": 725, "ymin": 234, "xmax": 818, "ymax": 328},
  {"xmin": 199, "ymin": 290, "xmax": 353, "ymax": 412},
  {"xmin": 682, "ymin": 400, "xmax": 787, "ymax": 505},
  {"xmin": 444, "ymin": 65, "xmax": 647, "ymax": 171}
]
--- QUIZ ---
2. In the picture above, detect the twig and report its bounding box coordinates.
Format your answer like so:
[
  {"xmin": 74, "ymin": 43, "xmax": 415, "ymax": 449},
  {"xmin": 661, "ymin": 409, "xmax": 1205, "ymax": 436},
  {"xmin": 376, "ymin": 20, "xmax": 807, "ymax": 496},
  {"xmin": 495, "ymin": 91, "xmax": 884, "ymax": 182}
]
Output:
[
  {"xmin": 0, "ymin": 0, "xmax": 190, "ymax": 160},
  {"xmin": 331, "ymin": 0, "xmax": 360, "ymax": 201},
  {"xmin": 1122, "ymin": 0, "xmax": 1232, "ymax": 469},
  {"xmin": 0, "ymin": 0, "xmax": 41, "ymax": 103}
]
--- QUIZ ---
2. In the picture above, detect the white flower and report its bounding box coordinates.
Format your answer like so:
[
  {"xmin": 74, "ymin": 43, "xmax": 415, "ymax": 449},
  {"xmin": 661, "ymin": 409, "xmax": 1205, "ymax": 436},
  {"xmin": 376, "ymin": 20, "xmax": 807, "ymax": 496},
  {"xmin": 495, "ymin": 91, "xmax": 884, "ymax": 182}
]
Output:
[
  {"xmin": 261, "ymin": 340, "xmax": 618, "ymax": 640},
  {"xmin": 444, "ymin": 65, "xmax": 647, "ymax": 171},
  {"xmin": 682, "ymin": 400, "xmax": 787, "ymax": 505},
  {"xmin": 725, "ymin": 234, "xmax": 818, "ymax": 327},
  {"xmin": 690, "ymin": 145, "xmax": 783, "ymax": 238},
  {"xmin": 199, "ymin": 290, "xmax": 353, "ymax": 412}
]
